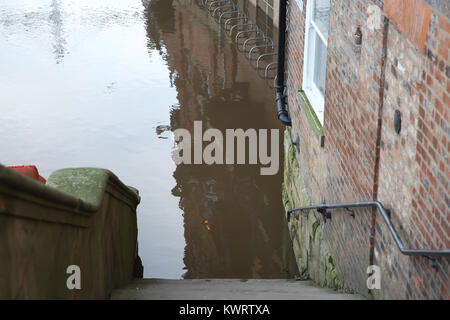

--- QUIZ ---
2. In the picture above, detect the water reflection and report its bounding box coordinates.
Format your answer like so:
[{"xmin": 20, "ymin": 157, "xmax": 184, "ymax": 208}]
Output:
[
  {"xmin": 0, "ymin": 0, "xmax": 297, "ymax": 279},
  {"xmin": 0, "ymin": 0, "xmax": 184, "ymax": 279},
  {"xmin": 145, "ymin": 0, "xmax": 298, "ymax": 278},
  {"xmin": 49, "ymin": 0, "xmax": 67, "ymax": 63}
]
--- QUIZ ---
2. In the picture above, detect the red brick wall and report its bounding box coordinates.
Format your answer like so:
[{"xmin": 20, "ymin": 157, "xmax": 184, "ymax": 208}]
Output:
[
  {"xmin": 376, "ymin": 8, "xmax": 450, "ymax": 299},
  {"xmin": 285, "ymin": 1, "xmax": 305, "ymax": 104},
  {"xmin": 285, "ymin": 0, "xmax": 449, "ymax": 298}
]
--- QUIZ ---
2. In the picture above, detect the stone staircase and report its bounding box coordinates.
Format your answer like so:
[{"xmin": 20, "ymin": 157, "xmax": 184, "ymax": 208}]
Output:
[{"xmin": 111, "ymin": 279, "xmax": 363, "ymax": 300}]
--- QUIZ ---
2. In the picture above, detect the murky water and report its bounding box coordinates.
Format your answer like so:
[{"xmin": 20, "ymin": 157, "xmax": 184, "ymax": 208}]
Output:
[{"xmin": 0, "ymin": 0, "xmax": 297, "ymax": 279}]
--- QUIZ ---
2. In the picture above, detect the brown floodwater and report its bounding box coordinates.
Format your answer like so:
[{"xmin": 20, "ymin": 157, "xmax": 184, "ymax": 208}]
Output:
[{"xmin": 0, "ymin": 0, "xmax": 298, "ymax": 278}]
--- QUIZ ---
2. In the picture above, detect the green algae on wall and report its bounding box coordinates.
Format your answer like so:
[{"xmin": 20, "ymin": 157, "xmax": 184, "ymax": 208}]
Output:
[{"xmin": 282, "ymin": 127, "xmax": 342, "ymax": 291}]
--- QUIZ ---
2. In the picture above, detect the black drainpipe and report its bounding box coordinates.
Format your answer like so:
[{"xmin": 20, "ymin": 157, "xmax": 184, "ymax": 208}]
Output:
[{"xmin": 275, "ymin": 0, "xmax": 292, "ymax": 126}]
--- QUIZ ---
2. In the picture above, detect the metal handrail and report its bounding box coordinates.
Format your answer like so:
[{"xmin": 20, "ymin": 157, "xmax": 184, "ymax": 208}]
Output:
[
  {"xmin": 256, "ymin": 52, "xmax": 277, "ymax": 69},
  {"xmin": 213, "ymin": 4, "xmax": 234, "ymax": 18},
  {"xmin": 200, "ymin": 0, "xmax": 277, "ymax": 82},
  {"xmin": 243, "ymin": 36, "xmax": 272, "ymax": 52},
  {"xmin": 249, "ymin": 43, "xmax": 273, "ymax": 59},
  {"xmin": 208, "ymin": 0, "xmax": 231, "ymax": 11},
  {"xmin": 229, "ymin": 23, "xmax": 254, "ymax": 36},
  {"xmin": 224, "ymin": 16, "xmax": 247, "ymax": 30},
  {"xmin": 287, "ymin": 201, "xmax": 450, "ymax": 269},
  {"xmin": 219, "ymin": 10, "xmax": 240, "ymax": 24},
  {"xmin": 235, "ymin": 29, "xmax": 259, "ymax": 43},
  {"xmin": 265, "ymin": 61, "xmax": 277, "ymax": 78}
]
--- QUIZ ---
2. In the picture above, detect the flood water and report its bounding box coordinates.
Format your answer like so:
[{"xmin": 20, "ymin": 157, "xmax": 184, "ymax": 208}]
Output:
[{"xmin": 0, "ymin": 0, "xmax": 298, "ymax": 279}]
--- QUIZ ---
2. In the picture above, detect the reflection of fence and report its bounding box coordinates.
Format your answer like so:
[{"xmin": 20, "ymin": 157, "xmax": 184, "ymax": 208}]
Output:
[{"xmin": 199, "ymin": 0, "xmax": 278, "ymax": 87}]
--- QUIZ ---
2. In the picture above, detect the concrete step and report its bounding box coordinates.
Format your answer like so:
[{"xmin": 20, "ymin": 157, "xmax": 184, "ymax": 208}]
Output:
[{"xmin": 111, "ymin": 279, "xmax": 363, "ymax": 300}]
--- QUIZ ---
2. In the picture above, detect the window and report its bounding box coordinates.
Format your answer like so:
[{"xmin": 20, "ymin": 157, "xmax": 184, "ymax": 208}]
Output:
[{"xmin": 302, "ymin": 0, "xmax": 330, "ymax": 124}]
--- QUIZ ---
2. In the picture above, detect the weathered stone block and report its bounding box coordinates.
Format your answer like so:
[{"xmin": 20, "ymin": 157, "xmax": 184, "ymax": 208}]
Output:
[{"xmin": 0, "ymin": 165, "xmax": 141, "ymax": 299}]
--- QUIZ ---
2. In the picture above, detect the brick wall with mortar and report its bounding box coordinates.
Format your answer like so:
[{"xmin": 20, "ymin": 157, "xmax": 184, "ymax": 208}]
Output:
[
  {"xmin": 375, "ymin": 3, "xmax": 450, "ymax": 299},
  {"xmin": 283, "ymin": 0, "xmax": 449, "ymax": 299}
]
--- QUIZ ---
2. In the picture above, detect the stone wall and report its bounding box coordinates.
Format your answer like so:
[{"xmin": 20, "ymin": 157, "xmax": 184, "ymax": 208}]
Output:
[
  {"xmin": 283, "ymin": 128, "xmax": 343, "ymax": 292},
  {"xmin": 0, "ymin": 165, "xmax": 141, "ymax": 299},
  {"xmin": 283, "ymin": 0, "xmax": 449, "ymax": 299}
]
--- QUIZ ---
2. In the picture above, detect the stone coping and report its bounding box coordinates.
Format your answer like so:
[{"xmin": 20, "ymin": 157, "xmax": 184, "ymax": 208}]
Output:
[{"xmin": 0, "ymin": 164, "xmax": 140, "ymax": 215}]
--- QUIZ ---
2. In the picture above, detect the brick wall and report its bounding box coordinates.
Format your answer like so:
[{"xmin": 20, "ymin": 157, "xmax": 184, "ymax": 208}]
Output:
[
  {"xmin": 376, "ymin": 4, "xmax": 450, "ymax": 299},
  {"xmin": 286, "ymin": 1, "xmax": 305, "ymax": 106},
  {"xmin": 284, "ymin": 0, "xmax": 449, "ymax": 298}
]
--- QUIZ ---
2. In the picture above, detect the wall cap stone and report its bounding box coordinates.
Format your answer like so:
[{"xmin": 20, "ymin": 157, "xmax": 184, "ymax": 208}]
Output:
[{"xmin": 0, "ymin": 164, "xmax": 140, "ymax": 226}]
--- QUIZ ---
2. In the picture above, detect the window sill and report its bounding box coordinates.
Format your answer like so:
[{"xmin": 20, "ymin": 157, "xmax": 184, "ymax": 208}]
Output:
[{"xmin": 297, "ymin": 89, "xmax": 325, "ymax": 147}]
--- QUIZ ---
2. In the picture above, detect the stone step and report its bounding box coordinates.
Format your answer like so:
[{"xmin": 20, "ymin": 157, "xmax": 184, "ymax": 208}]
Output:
[{"xmin": 111, "ymin": 279, "xmax": 363, "ymax": 300}]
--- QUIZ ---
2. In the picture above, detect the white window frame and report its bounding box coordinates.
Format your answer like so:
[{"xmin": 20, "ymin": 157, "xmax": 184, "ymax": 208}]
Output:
[
  {"xmin": 294, "ymin": 0, "xmax": 304, "ymax": 12},
  {"xmin": 302, "ymin": 0, "xmax": 330, "ymax": 125}
]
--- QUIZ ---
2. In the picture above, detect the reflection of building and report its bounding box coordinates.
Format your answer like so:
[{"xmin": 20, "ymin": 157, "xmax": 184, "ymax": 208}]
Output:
[
  {"xmin": 143, "ymin": 0, "xmax": 298, "ymax": 278},
  {"xmin": 236, "ymin": 0, "xmax": 278, "ymax": 36}
]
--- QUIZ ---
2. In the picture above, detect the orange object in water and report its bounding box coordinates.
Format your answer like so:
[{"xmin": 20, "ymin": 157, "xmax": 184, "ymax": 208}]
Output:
[
  {"xmin": 203, "ymin": 219, "xmax": 211, "ymax": 231},
  {"xmin": 8, "ymin": 165, "xmax": 46, "ymax": 184}
]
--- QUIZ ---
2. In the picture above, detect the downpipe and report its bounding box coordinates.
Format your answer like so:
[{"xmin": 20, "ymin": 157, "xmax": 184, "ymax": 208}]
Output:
[{"xmin": 275, "ymin": 0, "xmax": 291, "ymax": 126}]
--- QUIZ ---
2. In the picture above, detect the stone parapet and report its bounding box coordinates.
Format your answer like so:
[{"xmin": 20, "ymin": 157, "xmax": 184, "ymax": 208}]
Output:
[{"xmin": 0, "ymin": 165, "xmax": 141, "ymax": 299}]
